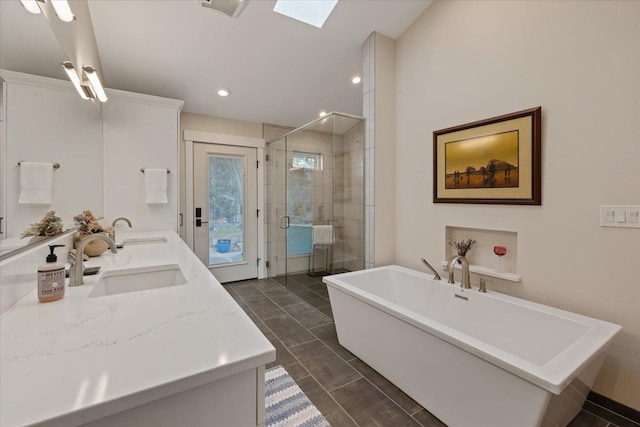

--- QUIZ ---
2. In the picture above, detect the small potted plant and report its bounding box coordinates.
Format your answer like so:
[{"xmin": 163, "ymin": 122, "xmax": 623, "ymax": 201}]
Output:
[
  {"xmin": 448, "ymin": 238, "xmax": 476, "ymax": 263},
  {"xmin": 21, "ymin": 210, "xmax": 64, "ymax": 244},
  {"xmin": 73, "ymin": 210, "xmax": 114, "ymax": 257},
  {"xmin": 216, "ymin": 239, "xmax": 232, "ymax": 253}
]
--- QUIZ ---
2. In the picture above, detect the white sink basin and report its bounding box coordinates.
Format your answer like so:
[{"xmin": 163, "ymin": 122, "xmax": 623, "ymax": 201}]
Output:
[
  {"xmin": 121, "ymin": 237, "xmax": 168, "ymax": 246},
  {"xmin": 88, "ymin": 264, "xmax": 186, "ymax": 298}
]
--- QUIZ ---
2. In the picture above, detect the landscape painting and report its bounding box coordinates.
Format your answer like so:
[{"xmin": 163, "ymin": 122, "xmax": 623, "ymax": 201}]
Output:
[
  {"xmin": 445, "ymin": 130, "xmax": 519, "ymax": 189},
  {"xmin": 433, "ymin": 107, "xmax": 541, "ymax": 205}
]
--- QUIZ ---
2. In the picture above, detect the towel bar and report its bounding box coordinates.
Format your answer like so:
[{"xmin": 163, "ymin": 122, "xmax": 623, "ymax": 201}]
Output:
[
  {"xmin": 140, "ymin": 168, "xmax": 170, "ymax": 174},
  {"xmin": 18, "ymin": 161, "xmax": 60, "ymax": 169}
]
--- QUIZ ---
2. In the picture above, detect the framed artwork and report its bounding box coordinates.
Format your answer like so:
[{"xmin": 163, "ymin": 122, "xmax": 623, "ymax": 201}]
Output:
[{"xmin": 433, "ymin": 107, "xmax": 541, "ymax": 205}]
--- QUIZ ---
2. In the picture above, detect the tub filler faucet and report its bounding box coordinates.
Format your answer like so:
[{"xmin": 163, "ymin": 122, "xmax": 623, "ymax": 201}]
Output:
[
  {"xmin": 420, "ymin": 258, "xmax": 441, "ymax": 280},
  {"xmin": 446, "ymin": 255, "xmax": 471, "ymax": 289}
]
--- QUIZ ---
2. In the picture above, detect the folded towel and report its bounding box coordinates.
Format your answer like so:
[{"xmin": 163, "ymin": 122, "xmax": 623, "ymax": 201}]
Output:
[
  {"xmin": 145, "ymin": 169, "xmax": 168, "ymax": 204},
  {"xmin": 19, "ymin": 162, "xmax": 53, "ymax": 204},
  {"xmin": 313, "ymin": 225, "xmax": 333, "ymax": 245}
]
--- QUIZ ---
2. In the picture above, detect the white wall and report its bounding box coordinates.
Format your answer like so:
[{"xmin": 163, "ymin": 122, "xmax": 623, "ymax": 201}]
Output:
[
  {"xmin": 395, "ymin": 0, "xmax": 640, "ymax": 409},
  {"xmin": 103, "ymin": 90, "xmax": 183, "ymax": 231}
]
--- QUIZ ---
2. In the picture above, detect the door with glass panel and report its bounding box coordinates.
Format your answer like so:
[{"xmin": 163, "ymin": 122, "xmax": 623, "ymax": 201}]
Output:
[{"xmin": 193, "ymin": 143, "xmax": 258, "ymax": 283}]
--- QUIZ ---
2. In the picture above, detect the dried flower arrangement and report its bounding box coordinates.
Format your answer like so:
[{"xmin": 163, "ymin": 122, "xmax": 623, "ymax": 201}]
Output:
[
  {"xmin": 21, "ymin": 210, "xmax": 64, "ymax": 239},
  {"xmin": 73, "ymin": 210, "xmax": 112, "ymax": 235},
  {"xmin": 448, "ymin": 238, "xmax": 476, "ymax": 257}
]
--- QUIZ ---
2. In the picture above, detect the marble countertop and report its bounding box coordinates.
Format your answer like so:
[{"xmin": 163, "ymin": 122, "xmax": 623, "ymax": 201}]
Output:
[{"xmin": 0, "ymin": 230, "xmax": 275, "ymax": 427}]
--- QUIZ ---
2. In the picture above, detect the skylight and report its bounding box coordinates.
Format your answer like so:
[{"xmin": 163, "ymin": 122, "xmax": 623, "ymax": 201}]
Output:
[{"xmin": 273, "ymin": 0, "xmax": 339, "ymax": 29}]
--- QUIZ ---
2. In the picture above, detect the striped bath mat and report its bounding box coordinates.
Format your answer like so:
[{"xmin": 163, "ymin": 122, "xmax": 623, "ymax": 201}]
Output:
[{"xmin": 265, "ymin": 366, "xmax": 331, "ymax": 427}]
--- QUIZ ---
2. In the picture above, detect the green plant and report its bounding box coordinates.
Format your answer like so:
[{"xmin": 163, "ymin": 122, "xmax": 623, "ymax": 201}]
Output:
[{"xmin": 21, "ymin": 210, "xmax": 64, "ymax": 238}]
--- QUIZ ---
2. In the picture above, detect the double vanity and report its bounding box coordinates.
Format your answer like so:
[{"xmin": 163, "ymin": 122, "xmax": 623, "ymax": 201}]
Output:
[{"xmin": 0, "ymin": 230, "xmax": 275, "ymax": 427}]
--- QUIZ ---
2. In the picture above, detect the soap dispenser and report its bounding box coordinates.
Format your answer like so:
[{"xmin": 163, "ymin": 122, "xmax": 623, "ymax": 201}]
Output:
[{"xmin": 38, "ymin": 244, "xmax": 66, "ymax": 303}]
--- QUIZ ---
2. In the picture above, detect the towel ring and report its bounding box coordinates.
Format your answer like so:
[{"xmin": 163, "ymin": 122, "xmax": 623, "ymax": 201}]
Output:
[
  {"xmin": 18, "ymin": 161, "xmax": 60, "ymax": 169},
  {"xmin": 140, "ymin": 168, "xmax": 170, "ymax": 174}
]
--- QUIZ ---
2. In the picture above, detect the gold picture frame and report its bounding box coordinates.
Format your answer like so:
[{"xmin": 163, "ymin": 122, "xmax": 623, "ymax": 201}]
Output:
[{"xmin": 433, "ymin": 107, "xmax": 541, "ymax": 205}]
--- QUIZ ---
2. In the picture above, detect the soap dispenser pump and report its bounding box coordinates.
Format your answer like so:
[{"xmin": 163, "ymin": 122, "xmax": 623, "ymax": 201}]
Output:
[{"xmin": 38, "ymin": 244, "xmax": 66, "ymax": 303}]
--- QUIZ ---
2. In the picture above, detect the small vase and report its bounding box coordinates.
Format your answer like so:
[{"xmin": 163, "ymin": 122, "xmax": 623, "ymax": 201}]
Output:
[
  {"xmin": 457, "ymin": 251, "xmax": 467, "ymax": 264},
  {"xmin": 74, "ymin": 233, "xmax": 109, "ymax": 257}
]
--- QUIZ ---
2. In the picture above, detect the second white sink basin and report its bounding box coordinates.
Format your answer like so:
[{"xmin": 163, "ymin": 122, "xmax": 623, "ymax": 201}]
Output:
[
  {"xmin": 122, "ymin": 237, "xmax": 168, "ymax": 246},
  {"xmin": 89, "ymin": 265, "xmax": 186, "ymax": 298}
]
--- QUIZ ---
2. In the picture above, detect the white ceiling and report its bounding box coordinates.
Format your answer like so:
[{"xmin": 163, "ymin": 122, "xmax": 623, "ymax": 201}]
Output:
[{"xmin": 1, "ymin": 0, "xmax": 432, "ymax": 128}]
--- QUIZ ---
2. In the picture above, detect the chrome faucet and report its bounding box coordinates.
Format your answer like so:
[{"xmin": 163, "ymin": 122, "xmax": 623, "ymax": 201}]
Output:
[
  {"xmin": 420, "ymin": 258, "xmax": 441, "ymax": 280},
  {"xmin": 112, "ymin": 217, "xmax": 132, "ymax": 227},
  {"xmin": 446, "ymin": 255, "xmax": 471, "ymax": 289},
  {"xmin": 68, "ymin": 235, "xmax": 118, "ymax": 287},
  {"xmin": 110, "ymin": 217, "xmax": 132, "ymax": 241}
]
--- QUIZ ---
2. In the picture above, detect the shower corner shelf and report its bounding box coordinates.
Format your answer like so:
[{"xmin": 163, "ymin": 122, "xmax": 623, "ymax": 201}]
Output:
[{"xmin": 439, "ymin": 261, "xmax": 521, "ymax": 283}]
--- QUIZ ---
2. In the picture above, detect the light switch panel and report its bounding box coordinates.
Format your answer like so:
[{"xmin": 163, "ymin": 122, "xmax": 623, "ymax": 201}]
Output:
[{"xmin": 600, "ymin": 206, "xmax": 640, "ymax": 228}]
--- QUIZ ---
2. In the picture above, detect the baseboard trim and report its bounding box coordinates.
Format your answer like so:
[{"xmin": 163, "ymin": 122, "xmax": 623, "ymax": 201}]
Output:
[{"xmin": 587, "ymin": 391, "xmax": 640, "ymax": 424}]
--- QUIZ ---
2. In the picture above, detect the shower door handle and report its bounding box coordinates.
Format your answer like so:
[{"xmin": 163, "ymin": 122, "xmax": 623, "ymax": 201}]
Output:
[{"xmin": 279, "ymin": 215, "xmax": 290, "ymax": 229}]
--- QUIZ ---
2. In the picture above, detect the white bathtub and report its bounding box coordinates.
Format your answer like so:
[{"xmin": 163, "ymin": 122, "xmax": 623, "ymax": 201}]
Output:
[{"xmin": 323, "ymin": 265, "xmax": 621, "ymax": 427}]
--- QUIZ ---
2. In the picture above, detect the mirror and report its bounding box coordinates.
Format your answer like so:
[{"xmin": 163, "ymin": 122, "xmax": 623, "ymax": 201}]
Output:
[{"xmin": 0, "ymin": 1, "xmax": 103, "ymax": 258}]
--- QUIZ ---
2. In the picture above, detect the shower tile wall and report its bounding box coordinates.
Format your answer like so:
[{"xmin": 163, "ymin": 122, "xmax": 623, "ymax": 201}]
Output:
[{"xmin": 334, "ymin": 122, "xmax": 364, "ymax": 272}]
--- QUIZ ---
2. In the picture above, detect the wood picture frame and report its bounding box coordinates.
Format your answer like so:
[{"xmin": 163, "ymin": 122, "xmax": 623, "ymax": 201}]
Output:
[{"xmin": 433, "ymin": 107, "xmax": 541, "ymax": 205}]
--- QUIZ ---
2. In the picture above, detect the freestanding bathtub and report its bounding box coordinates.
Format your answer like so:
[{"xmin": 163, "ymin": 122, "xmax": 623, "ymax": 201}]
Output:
[{"xmin": 323, "ymin": 266, "xmax": 621, "ymax": 427}]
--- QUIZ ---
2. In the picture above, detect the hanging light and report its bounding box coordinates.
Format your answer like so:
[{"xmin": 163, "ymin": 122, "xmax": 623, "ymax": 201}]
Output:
[
  {"xmin": 19, "ymin": 0, "xmax": 41, "ymax": 14},
  {"xmin": 51, "ymin": 0, "xmax": 74, "ymax": 22},
  {"xmin": 62, "ymin": 62, "xmax": 90, "ymax": 100},
  {"xmin": 82, "ymin": 66, "xmax": 108, "ymax": 102}
]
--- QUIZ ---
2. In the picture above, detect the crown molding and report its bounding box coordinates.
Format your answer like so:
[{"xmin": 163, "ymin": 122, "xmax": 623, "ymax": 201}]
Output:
[
  {"xmin": 105, "ymin": 88, "xmax": 185, "ymax": 111},
  {"xmin": 0, "ymin": 69, "xmax": 76, "ymax": 94}
]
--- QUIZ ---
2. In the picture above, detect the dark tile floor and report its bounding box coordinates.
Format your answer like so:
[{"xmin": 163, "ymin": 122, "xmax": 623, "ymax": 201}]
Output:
[{"xmin": 223, "ymin": 274, "xmax": 635, "ymax": 427}]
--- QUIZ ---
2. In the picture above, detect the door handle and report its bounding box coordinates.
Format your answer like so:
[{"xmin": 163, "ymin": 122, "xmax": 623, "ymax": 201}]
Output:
[
  {"xmin": 279, "ymin": 215, "xmax": 290, "ymax": 229},
  {"xmin": 196, "ymin": 219, "xmax": 209, "ymax": 227}
]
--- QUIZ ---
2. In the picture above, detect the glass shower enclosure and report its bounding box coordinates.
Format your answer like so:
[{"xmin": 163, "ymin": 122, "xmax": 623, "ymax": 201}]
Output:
[{"xmin": 266, "ymin": 113, "xmax": 365, "ymax": 284}]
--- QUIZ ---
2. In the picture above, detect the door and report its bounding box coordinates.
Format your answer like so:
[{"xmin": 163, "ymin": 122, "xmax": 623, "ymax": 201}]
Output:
[{"xmin": 193, "ymin": 143, "xmax": 258, "ymax": 283}]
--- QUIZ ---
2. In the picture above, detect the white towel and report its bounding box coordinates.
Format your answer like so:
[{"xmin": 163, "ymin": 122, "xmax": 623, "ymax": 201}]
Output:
[
  {"xmin": 313, "ymin": 225, "xmax": 333, "ymax": 245},
  {"xmin": 145, "ymin": 169, "xmax": 168, "ymax": 204},
  {"xmin": 19, "ymin": 162, "xmax": 53, "ymax": 204}
]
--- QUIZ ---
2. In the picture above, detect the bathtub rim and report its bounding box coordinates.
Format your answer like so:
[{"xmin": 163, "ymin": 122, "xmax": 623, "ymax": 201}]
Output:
[{"xmin": 323, "ymin": 265, "xmax": 622, "ymax": 395}]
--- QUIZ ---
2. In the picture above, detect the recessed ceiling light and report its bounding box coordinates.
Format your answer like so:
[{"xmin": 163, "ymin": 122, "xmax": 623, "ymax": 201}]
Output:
[
  {"xmin": 217, "ymin": 89, "xmax": 230, "ymax": 97},
  {"xmin": 273, "ymin": 0, "xmax": 339, "ymax": 29},
  {"xmin": 319, "ymin": 111, "xmax": 327, "ymax": 117},
  {"xmin": 352, "ymin": 76, "xmax": 361, "ymax": 84}
]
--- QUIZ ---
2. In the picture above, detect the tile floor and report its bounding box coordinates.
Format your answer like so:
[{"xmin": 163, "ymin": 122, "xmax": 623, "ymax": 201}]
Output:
[{"xmin": 223, "ymin": 273, "xmax": 635, "ymax": 427}]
